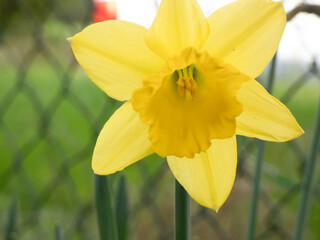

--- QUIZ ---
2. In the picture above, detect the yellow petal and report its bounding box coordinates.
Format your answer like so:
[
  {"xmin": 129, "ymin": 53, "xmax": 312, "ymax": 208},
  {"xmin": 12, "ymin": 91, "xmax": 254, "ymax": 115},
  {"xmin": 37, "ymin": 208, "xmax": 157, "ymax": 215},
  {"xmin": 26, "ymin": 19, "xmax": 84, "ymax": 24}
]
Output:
[
  {"xmin": 132, "ymin": 48, "xmax": 249, "ymax": 158},
  {"xmin": 202, "ymin": 0, "xmax": 286, "ymax": 78},
  {"xmin": 93, "ymin": 102, "xmax": 153, "ymax": 175},
  {"xmin": 145, "ymin": 0, "xmax": 209, "ymax": 60},
  {"xmin": 69, "ymin": 20, "xmax": 165, "ymax": 101},
  {"xmin": 236, "ymin": 79, "xmax": 304, "ymax": 141},
  {"xmin": 168, "ymin": 136, "xmax": 237, "ymax": 211}
]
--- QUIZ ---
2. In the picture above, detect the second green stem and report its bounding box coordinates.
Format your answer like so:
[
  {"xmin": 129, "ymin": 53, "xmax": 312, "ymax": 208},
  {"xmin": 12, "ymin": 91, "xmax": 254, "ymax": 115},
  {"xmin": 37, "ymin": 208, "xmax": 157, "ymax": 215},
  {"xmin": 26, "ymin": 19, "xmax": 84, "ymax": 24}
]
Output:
[{"xmin": 175, "ymin": 180, "xmax": 190, "ymax": 240}]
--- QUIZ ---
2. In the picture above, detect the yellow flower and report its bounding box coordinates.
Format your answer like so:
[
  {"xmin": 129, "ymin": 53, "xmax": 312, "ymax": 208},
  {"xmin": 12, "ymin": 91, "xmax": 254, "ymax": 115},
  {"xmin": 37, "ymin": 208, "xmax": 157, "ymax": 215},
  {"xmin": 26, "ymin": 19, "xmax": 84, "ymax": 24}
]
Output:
[{"xmin": 68, "ymin": 0, "xmax": 303, "ymax": 210}]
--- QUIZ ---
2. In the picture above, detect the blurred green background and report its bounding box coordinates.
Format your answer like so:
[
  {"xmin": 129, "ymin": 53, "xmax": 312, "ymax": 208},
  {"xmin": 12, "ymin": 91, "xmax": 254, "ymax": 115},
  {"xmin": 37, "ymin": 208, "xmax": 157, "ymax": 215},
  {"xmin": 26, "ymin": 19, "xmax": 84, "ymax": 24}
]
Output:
[{"xmin": 0, "ymin": 0, "xmax": 320, "ymax": 239}]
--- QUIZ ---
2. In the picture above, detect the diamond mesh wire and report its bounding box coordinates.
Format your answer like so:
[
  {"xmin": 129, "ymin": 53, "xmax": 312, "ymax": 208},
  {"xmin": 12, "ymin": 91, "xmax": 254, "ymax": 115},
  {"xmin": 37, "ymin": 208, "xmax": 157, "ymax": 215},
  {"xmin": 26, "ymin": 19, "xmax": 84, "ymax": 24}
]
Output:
[{"xmin": 0, "ymin": 1, "xmax": 319, "ymax": 239}]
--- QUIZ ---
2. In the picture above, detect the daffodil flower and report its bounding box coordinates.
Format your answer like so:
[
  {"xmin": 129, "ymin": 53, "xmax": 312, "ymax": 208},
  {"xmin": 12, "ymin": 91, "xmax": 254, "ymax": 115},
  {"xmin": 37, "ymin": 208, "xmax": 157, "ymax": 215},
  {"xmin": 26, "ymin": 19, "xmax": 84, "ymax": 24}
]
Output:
[{"xmin": 68, "ymin": 0, "xmax": 303, "ymax": 210}]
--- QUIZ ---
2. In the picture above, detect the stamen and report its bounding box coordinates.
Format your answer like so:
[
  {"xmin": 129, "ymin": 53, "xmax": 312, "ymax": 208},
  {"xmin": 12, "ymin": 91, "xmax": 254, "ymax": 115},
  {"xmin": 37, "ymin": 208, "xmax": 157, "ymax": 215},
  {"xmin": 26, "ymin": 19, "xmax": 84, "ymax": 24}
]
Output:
[{"xmin": 176, "ymin": 65, "xmax": 197, "ymax": 101}]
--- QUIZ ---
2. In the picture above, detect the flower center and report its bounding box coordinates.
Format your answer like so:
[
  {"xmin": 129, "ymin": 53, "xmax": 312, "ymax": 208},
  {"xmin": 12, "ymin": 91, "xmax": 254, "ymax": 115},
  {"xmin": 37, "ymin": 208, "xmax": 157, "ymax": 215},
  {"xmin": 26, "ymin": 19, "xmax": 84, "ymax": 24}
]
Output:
[{"xmin": 176, "ymin": 65, "xmax": 197, "ymax": 101}]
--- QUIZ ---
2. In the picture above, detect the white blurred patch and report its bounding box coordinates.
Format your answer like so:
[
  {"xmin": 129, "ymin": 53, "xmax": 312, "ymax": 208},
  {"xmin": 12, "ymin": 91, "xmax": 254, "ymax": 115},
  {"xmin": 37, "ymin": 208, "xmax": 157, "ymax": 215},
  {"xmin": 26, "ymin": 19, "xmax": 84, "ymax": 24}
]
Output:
[{"xmin": 116, "ymin": 0, "xmax": 320, "ymax": 65}]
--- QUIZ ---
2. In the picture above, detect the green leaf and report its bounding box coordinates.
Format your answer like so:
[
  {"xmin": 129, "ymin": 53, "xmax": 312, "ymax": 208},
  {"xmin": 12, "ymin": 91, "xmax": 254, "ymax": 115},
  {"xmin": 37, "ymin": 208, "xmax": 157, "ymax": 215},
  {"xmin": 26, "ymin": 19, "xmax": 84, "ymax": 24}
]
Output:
[
  {"xmin": 293, "ymin": 97, "xmax": 320, "ymax": 240},
  {"xmin": 94, "ymin": 174, "xmax": 118, "ymax": 240},
  {"xmin": 116, "ymin": 175, "xmax": 128, "ymax": 240},
  {"xmin": 5, "ymin": 198, "xmax": 17, "ymax": 240},
  {"xmin": 54, "ymin": 225, "xmax": 63, "ymax": 240}
]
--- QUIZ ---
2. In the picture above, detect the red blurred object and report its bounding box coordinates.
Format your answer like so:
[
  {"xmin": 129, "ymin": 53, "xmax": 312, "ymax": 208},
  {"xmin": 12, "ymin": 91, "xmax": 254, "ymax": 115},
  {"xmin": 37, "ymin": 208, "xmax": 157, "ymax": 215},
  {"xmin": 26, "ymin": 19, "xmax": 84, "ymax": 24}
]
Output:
[{"xmin": 92, "ymin": 0, "xmax": 117, "ymax": 22}]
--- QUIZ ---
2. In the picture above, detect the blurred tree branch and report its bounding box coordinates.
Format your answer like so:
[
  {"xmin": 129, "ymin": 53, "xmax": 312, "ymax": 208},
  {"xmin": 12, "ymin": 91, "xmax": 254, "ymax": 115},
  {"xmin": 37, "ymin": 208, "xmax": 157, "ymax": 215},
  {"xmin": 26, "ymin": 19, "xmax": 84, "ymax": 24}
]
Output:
[{"xmin": 287, "ymin": 3, "xmax": 320, "ymax": 21}]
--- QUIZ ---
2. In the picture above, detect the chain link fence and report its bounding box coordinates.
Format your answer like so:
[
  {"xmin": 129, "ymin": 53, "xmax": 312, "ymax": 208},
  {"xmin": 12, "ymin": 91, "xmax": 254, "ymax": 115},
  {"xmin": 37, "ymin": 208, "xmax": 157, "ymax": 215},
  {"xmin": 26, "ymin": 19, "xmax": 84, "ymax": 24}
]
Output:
[{"xmin": 0, "ymin": 0, "xmax": 320, "ymax": 239}]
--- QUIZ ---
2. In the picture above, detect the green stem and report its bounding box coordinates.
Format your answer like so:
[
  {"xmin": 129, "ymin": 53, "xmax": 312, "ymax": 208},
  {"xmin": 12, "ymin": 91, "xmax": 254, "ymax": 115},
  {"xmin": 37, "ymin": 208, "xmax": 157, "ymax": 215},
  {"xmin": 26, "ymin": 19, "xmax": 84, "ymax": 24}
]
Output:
[
  {"xmin": 245, "ymin": 140, "xmax": 266, "ymax": 240},
  {"xmin": 245, "ymin": 55, "xmax": 277, "ymax": 240},
  {"xmin": 175, "ymin": 180, "xmax": 190, "ymax": 240},
  {"xmin": 293, "ymin": 98, "xmax": 320, "ymax": 240},
  {"xmin": 94, "ymin": 174, "xmax": 118, "ymax": 240}
]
